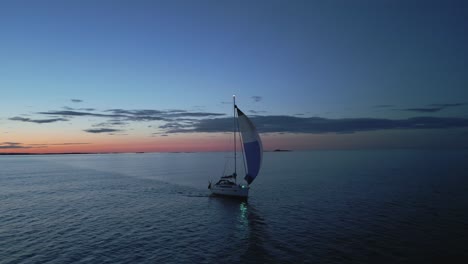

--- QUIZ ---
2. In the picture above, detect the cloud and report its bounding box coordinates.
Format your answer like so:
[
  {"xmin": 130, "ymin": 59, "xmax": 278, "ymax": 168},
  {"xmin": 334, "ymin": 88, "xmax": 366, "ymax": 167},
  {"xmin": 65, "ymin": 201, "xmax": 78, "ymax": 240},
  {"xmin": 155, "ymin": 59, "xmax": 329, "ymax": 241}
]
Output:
[
  {"xmin": 0, "ymin": 142, "xmax": 33, "ymax": 149},
  {"xmin": 106, "ymin": 109, "xmax": 164, "ymax": 115},
  {"xmin": 251, "ymin": 96, "xmax": 262, "ymax": 102},
  {"xmin": 52, "ymin": 142, "xmax": 90, "ymax": 145},
  {"xmin": 0, "ymin": 144, "xmax": 30, "ymax": 149},
  {"xmin": 401, "ymin": 107, "xmax": 444, "ymax": 113},
  {"xmin": 105, "ymin": 109, "xmax": 224, "ymax": 119},
  {"xmin": 162, "ymin": 115, "xmax": 468, "ymax": 134},
  {"xmin": 249, "ymin": 110, "xmax": 267, "ymax": 114},
  {"xmin": 0, "ymin": 142, "xmax": 91, "ymax": 149},
  {"xmin": 108, "ymin": 133, "xmax": 128, "ymax": 136},
  {"xmin": 399, "ymin": 102, "xmax": 467, "ymax": 113},
  {"xmin": 9, "ymin": 116, "xmax": 69, "ymax": 124},
  {"xmin": 29, "ymin": 142, "xmax": 90, "ymax": 146},
  {"xmin": 38, "ymin": 110, "xmax": 119, "ymax": 118},
  {"xmin": 8, "ymin": 107, "xmax": 226, "ymax": 135},
  {"xmin": 62, "ymin": 107, "xmax": 96, "ymax": 111},
  {"xmin": 71, "ymin": 99, "xmax": 83, "ymax": 103},
  {"xmin": 428, "ymin": 103, "xmax": 467, "ymax": 108},
  {"xmin": 2, "ymin": 142, "xmax": 21, "ymax": 145},
  {"xmin": 39, "ymin": 109, "xmax": 224, "ymax": 122},
  {"xmin": 92, "ymin": 120, "xmax": 128, "ymax": 127},
  {"xmin": 83, "ymin": 128, "xmax": 122, "ymax": 133},
  {"xmin": 159, "ymin": 122, "xmax": 193, "ymax": 130}
]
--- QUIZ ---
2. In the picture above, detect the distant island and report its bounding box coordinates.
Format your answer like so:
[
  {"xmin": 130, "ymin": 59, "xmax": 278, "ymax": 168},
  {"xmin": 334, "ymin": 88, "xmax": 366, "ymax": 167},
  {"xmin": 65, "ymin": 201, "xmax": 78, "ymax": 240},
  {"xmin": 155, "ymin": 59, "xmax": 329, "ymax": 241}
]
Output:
[{"xmin": 273, "ymin": 149, "xmax": 292, "ymax": 152}]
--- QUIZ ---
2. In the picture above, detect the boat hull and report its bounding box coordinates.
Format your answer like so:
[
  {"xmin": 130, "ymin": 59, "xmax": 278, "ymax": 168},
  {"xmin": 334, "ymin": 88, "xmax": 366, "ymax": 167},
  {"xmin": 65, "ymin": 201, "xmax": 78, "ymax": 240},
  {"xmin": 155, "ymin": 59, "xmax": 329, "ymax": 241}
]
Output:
[{"xmin": 210, "ymin": 184, "xmax": 249, "ymax": 198}]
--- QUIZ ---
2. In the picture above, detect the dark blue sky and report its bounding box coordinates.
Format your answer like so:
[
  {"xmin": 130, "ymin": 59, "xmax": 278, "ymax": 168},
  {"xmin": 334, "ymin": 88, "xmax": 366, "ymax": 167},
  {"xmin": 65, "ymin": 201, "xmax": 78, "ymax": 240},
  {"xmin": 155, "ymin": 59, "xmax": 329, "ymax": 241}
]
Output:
[{"xmin": 1, "ymin": 0, "xmax": 467, "ymax": 151}]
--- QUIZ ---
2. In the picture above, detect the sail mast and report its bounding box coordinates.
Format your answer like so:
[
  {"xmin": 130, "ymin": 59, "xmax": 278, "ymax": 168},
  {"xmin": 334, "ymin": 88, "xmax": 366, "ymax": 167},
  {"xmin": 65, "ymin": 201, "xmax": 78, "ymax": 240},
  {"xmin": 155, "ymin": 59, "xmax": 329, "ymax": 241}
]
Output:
[{"xmin": 233, "ymin": 95, "xmax": 237, "ymax": 181}]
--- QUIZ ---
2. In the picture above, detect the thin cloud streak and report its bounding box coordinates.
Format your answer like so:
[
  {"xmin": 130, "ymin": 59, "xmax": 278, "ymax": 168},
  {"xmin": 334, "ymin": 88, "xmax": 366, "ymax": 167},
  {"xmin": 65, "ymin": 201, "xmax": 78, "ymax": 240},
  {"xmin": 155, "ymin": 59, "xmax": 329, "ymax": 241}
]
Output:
[
  {"xmin": 399, "ymin": 102, "xmax": 467, "ymax": 113},
  {"xmin": 0, "ymin": 145, "xmax": 31, "ymax": 149},
  {"xmin": 162, "ymin": 116, "xmax": 468, "ymax": 134},
  {"xmin": 428, "ymin": 103, "xmax": 467, "ymax": 107},
  {"xmin": 62, "ymin": 107, "xmax": 96, "ymax": 111},
  {"xmin": 92, "ymin": 121, "xmax": 129, "ymax": 127},
  {"xmin": 38, "ymin": 108, "xmax": 225, "ymax": 122},
  {"xmin": 2, "ymin": 142, "xmax": 21, "ymax": 145},
  {"xmin": 251, "ymin": 96, "xmax": 262, "ymax": 102},
  {"xmin": 249, "ymin": 110, "xmax": 267, "ymax": 114},
  {"xmin": 84, "ymin": 128, "xmax": 122, "ymax": 133},
  {"xmin": 29, "ymin": 143, "xmax": 91, "ymax": 146},
  {"xmin": 0, "ymin": 142, "xmax": 27, "ymax": 149},
  {"xmin": 39, "ymin": 110, "xmax": 122, "ymax": 118},
  {"xmin": 0, "ymin": 142, "xmax": 36, "ymax": 149},
  {"xmin": 0, "ymin": 142, "xmax": 90, "ymax": 149},
  {"xmin": 401, "ymin": 107, "xmax": 444, "ymax": 113},
  {"xmin": 9, "ymin": 116, "xmax": 69, "ymax": 124}
]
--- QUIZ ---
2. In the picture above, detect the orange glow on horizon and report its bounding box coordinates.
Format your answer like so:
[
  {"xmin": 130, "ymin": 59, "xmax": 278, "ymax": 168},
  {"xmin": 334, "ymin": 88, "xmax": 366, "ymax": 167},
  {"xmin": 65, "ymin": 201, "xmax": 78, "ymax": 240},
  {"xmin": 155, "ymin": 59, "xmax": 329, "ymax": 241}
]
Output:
[
  {"xmin": 1, "ymin": 133, "xmax": 237, "ymax": 153},
  {"xmin": 1, "ymin": 131, "xmax": 318, "ymax": 153},
  {"xmin": 2, "ymin": 129, "xmax": 464, "ymax": 154}
]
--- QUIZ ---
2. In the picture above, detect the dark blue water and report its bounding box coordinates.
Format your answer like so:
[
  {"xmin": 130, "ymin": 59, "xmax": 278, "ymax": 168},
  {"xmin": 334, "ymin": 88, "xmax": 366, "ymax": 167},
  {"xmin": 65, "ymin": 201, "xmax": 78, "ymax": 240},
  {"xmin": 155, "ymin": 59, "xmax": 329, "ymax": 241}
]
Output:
[{"xmin": 1, "ymin": 150, "xmax": 468, "ymax": 263}]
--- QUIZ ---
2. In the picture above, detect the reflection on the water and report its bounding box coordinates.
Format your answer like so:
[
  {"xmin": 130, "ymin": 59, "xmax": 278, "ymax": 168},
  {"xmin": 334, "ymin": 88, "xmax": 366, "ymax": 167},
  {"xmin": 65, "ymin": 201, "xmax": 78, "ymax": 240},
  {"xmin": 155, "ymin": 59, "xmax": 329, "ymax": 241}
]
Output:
[
  {"xmin": 210, "ymin": 197, "xmax": 274, "ymax": 263},
  {"xmin": 238, "ymin": 202, "xmax": 249, "ymax": 231}
]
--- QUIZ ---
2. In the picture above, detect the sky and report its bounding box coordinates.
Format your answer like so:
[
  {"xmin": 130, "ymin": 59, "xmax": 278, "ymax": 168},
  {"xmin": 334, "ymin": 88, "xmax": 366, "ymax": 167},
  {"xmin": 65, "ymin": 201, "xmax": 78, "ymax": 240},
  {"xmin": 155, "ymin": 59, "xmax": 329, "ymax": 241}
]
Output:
[{"xmin": 1, "ymin": 0, "xmax": 467, "ymax": 153}]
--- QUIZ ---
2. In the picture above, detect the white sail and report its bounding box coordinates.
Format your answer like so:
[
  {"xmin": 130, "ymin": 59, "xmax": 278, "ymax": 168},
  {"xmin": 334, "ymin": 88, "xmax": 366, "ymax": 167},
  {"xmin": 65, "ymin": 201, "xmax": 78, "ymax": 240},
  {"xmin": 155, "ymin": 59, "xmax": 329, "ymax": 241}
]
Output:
[{"xmin": 236, "ymin": 107, "xmax": 263, "ymax": 184}]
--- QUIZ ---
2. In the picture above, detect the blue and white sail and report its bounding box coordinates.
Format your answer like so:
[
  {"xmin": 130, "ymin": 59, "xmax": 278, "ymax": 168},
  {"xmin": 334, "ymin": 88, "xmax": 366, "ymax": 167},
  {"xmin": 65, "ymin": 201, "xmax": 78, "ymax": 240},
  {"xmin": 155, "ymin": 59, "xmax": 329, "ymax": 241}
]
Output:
[{"xmin": 236, "ymin": 107, "xmax": 263, "ymax": 184}]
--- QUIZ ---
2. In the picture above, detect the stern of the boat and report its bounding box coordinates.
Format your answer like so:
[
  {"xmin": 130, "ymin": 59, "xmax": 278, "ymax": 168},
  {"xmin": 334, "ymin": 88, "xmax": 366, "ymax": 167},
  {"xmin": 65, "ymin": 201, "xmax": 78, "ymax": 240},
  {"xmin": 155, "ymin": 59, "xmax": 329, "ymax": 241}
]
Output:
[{"xmin": 210, "ymin": 184, "xmax": 249, "ymax": 198}]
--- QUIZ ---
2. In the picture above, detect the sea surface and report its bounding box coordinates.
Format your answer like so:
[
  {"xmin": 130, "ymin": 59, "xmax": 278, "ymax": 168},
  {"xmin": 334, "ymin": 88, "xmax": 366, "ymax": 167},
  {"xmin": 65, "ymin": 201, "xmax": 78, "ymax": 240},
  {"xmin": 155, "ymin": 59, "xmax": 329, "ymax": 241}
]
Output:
[{"xmin": 1, "ymin": 150, "xmax": 468, "ymax": 263}]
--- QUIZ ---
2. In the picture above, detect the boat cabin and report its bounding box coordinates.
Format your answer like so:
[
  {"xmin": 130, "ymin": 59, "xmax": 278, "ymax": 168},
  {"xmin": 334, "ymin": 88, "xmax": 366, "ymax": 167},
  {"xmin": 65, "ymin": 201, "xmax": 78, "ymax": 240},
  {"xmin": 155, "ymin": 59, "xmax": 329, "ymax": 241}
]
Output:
[{"xmin": 215, "ymin": 179, "xmax": 236, "ymax": 186}]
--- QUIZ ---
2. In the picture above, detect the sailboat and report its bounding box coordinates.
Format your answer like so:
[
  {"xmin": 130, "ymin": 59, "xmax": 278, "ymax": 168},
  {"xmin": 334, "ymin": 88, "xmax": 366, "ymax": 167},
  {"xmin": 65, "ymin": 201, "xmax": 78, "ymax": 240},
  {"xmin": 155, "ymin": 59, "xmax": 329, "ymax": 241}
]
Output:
[{"xmin": 209, "ymin": 95, "xmax": 263, "ymax": 199}]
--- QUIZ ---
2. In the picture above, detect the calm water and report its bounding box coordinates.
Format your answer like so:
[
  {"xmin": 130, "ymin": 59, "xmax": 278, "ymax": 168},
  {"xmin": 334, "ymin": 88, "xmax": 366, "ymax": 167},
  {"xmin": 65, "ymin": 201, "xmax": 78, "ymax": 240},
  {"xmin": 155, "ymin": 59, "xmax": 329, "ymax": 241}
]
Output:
[{"xmin": 1, "ymin": 150, "xmax": 468, "ymax": 263}]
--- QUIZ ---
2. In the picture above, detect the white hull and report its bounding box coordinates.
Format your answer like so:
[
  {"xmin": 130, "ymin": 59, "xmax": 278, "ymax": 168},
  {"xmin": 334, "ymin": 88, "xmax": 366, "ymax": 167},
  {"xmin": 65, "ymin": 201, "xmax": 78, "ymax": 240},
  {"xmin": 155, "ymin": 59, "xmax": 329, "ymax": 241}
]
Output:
[{"xmin": 210, "ymin": 184, "xmax": 249, "ymax": 198}]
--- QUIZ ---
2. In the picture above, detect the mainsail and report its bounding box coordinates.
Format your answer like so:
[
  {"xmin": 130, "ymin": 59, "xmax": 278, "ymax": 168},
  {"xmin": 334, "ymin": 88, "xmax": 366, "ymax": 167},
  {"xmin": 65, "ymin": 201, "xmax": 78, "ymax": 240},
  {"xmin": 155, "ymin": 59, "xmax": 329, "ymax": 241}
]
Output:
[{"xmin": 236, "ymin": 107, "xmax": 263, "ymax": 184}]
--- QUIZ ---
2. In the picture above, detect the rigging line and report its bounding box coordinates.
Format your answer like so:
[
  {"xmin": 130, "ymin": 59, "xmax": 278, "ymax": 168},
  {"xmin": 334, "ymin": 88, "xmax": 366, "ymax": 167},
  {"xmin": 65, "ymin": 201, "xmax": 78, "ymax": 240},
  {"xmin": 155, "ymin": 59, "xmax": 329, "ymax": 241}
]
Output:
[
  {"xmin": 233, "ymin": 95, "xmax": 237, "ymax": 178},
  {"xmin": 222, "ymin": 158, "xmax": 229, "ymax": 177}
]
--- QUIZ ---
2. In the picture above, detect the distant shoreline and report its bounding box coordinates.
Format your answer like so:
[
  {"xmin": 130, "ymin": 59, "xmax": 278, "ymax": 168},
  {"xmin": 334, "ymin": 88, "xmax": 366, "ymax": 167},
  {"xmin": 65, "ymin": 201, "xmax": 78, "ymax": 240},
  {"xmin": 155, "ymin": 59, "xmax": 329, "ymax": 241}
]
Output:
[
  {"xmin": 4, "ymin": 149, "xmax": 463, "ymax": 156},
  {"xmin": 0, "ymin": 152, "xmax": 198, "ymax": 155},
  {"xmin": 0, "ymin": 150, "xmax": 294, "ymax": 155},
  {"xmin": 0, "ymin": 152, "xmax": 108, "ymax": 155}
]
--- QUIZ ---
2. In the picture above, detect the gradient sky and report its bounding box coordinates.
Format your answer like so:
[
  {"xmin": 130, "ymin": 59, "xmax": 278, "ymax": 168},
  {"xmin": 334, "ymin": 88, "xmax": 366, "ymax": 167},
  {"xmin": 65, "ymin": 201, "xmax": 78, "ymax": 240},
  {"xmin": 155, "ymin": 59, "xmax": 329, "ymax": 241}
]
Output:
[{"xmin": 1, "ymin": 0, "xmax": 467, "ymax": 153}]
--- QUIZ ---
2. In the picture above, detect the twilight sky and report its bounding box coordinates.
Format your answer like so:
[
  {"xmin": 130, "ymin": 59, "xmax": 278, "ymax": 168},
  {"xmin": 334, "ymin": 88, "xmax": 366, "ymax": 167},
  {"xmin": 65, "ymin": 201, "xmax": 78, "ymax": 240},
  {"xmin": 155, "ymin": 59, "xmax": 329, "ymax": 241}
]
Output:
[{"xmin": 1, "ymin": 0, "xmax": 467, "ymax": 153}]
